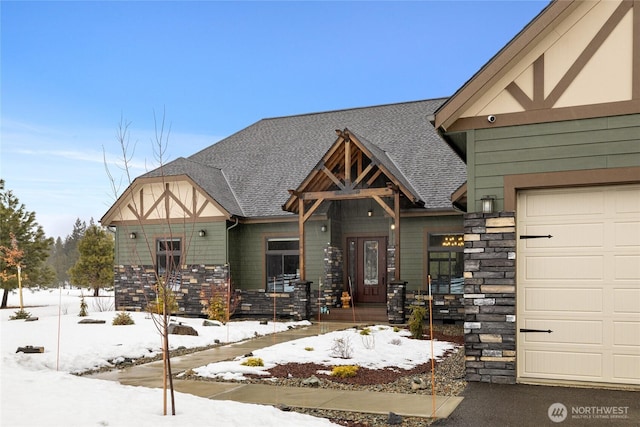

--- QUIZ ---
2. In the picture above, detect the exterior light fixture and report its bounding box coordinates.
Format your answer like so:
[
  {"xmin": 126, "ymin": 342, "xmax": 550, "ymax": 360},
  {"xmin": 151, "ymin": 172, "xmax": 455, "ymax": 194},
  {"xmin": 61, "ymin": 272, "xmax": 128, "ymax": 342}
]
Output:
[
  {"xmin": 481, "ymin": 195, "xmax": 496, "ymax": 214},
  {"xmin": 367, "ymin": 209, "xmax": 373, "ymax": 217},
  {"xmin": 320, "ymin": 225, "xmax": 327, "ymax": 232},
  {"xmin": 390, "ymin": 223, "xmax": 396, "ymax": 230},
  {"xmin": 129, "ymin": 232, "xmax": 137, "ymax": 239},
  {"xmin": 198, "ymin": 229, "xmax": 206, "ymax": 237}
]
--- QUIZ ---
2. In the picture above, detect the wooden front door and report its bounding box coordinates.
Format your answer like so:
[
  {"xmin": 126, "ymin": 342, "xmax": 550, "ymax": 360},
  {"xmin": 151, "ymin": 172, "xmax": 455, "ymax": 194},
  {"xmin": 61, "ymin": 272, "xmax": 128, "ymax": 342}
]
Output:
[{"xmin": 347, "ymin": 237, "xmax": 387, "ymax": 304}]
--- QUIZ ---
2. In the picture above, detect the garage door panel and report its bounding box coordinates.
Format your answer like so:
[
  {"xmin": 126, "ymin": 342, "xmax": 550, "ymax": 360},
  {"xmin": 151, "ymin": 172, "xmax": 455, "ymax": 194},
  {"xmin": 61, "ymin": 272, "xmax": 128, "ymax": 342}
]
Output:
[
  {"xmin": 522, "ymin": 319, "xmax": 602, "ymax": 344},
  {"xmin": 517, "ymin": 184, "xmax": 640, "ymax": 386},
  {"xmin": 524, "ymin": 191, "xmax": 605, "ymax": 217},
  {"xmin": 613, "ymin": 289, "xmax": 640, "ymax": 313},
  {"xmin": 525, "ymin": 256, "xmax": 603, "ymax": 280},
  {"xmin": 613, "ymin": 322, "xmax": 640, "ymax": 346},
  {"xmin": 525, "ymin": 288, "xmax": 602, "ymax": 312},
  {"xmin": 614, "ymin": 221, "xmax": 640, "ymax": 247},
  {"xmin": 523, "ymin": 350, "xmax": 602, "ymax": 379},
  {"xmin": 523, "ymin": 223, "xmax": 604, "ymax": 248},
  {"xmin": 614, "ymin": 188, "xmax": 640, "ymax": 213},
  {"xmin": 613, "ymin": 355, "xmax": 640, "ymax": 382},
  {"xmin": 614, "ymin": 255, "xmax": 640, "ymax": 279}
]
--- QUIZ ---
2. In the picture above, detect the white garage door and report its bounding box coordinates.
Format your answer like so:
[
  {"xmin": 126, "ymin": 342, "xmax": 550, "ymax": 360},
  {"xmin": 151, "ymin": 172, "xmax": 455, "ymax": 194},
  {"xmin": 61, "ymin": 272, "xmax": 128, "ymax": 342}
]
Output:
[{"xmin": 517, "ymin": 184, "xmax": 640, "ymax": 387}]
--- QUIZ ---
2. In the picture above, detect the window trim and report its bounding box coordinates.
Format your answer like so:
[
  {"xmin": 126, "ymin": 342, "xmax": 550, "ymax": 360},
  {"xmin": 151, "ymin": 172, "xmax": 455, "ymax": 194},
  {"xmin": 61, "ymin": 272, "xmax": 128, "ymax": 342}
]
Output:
[
  {"xmin": 265, "ymin": 237, "xmax": 300, "ymax": 292},
  {"xmin": 427, "ymin": 232, "xmax": 464, "ymax": 295}
]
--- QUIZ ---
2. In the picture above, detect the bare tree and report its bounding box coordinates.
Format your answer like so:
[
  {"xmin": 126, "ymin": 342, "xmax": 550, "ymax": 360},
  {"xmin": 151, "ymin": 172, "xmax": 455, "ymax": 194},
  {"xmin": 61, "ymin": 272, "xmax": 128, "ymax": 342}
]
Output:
[{"xmin": 104, "ymin": 110, "xmax": 198, "ymax": 416}]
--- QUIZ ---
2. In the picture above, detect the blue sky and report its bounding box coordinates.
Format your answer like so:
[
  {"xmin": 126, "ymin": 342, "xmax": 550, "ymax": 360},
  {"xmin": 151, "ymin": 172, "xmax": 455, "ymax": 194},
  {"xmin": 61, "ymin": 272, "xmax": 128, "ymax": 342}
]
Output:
[{"xmin": 1, "ymin": 1, "xmax": 549, "ymax": 238}]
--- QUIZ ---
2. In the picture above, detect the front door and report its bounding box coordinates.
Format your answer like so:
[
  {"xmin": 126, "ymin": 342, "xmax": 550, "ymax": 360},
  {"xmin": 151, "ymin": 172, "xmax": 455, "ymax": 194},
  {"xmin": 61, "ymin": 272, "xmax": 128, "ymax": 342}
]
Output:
[{"xmin": 347, "ymin": 237, "xmax": 387, "ymax": 303}]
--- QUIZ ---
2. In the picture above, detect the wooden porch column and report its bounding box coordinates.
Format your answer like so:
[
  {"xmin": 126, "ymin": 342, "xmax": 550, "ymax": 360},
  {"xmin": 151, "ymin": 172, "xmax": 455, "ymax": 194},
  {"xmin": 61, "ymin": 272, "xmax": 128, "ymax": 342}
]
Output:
[
  {"xmin": 394, "ymin": 189, "xmax": 400, "ymax": 281},
  {"xmin": 298, "ymin": 198, "xmax": 305, "ymax": 280}
]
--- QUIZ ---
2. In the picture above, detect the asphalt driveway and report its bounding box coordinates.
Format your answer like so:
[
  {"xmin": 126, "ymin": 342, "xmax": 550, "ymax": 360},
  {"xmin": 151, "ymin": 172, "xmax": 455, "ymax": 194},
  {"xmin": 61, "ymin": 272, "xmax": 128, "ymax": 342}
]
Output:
[{"xmin": 433, "ymin": 382, "xmax": 638, "ymax": 427}]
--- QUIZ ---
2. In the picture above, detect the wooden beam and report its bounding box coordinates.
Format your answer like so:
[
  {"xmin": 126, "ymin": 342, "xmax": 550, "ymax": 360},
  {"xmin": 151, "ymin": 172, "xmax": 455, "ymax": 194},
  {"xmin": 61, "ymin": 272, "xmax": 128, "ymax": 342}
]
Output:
[
  {"xmin": 298, "ymin": 198, "xmax": 305, "ymax": 280},
  {"xmin": 394, "ymin": 190, "xmax": 400, "ymax": 281},
  {"xmin": 353, "ymin": 162, "xmax": 375, "ymax": 187},
  {"xmin": 321, "ymin": 166, "xmax": 345, "ymax": 190},
  {"xmin": 372, "ymin": 194, "xmax": 395, "ymax": 218},
  {"xmin": 344, "ymin": 138, "xmax": 351, "ymax": 185},
  {"xmin": 302, "ymin": 198, "xmax": 324, "ymax": 223},
  {"xmin": 300, "ymin": 187, "xmax": 394, "ymax": 201},
  {"xmin": 366, "ymin": 169, "xmax": 383, "ymax": 186}
]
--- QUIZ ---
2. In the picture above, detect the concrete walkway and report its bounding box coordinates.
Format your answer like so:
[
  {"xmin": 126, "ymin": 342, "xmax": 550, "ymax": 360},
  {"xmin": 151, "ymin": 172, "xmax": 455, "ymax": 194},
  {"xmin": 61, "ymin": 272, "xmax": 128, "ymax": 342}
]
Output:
[{"xmin": 89, "ymin": 322, "xmax": 463, "ymax": 420}]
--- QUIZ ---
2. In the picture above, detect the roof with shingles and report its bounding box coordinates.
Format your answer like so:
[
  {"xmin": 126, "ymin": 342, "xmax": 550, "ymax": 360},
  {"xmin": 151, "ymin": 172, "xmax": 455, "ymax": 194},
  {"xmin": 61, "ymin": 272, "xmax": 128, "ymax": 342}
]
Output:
[{"xmin": 145, "ymin": 98, "xmax": 467, "ymax": 218}]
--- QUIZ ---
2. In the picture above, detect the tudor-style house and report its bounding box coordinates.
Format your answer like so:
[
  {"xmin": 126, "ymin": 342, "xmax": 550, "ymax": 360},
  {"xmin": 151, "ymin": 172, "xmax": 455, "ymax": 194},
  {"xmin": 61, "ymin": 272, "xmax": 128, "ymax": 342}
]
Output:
[{"xmin": 102, "ymin": 0, "xmax": 639, "ymax": 389}]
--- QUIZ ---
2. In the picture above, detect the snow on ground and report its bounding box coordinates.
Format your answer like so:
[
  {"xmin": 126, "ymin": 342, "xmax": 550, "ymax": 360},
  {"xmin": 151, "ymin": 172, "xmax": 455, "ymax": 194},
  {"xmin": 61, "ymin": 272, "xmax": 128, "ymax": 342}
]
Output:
[
  {"xmin": 193, "ymin": 325, "xmax": 454, "ymax": 381},
  {"xmin": 0, "ymin": 288, "xmax": 335, "ymax": 427},
  {"xmin": 1, "ymin": 288, "xmax": 456, "ymax": 427}
]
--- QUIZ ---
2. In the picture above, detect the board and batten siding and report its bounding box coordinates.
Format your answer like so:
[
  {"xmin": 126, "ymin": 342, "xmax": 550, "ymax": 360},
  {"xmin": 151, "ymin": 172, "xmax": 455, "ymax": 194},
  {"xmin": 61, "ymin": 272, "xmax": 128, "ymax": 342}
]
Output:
[
  {"xmin": 232, "ymin": 220, "xmax": 327, "ymax": 290},
  {"xmin": 115, "ymin": 221, "xmax": 227, "ymax": 266},
  {"xmin": 466, "ymin": 114, "xmax": 640, "ymax": 213}
]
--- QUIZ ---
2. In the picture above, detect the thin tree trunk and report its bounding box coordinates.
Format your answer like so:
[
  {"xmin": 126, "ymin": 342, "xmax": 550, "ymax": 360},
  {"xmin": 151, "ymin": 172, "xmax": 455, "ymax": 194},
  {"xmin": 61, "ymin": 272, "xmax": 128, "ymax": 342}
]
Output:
[{"xmin": 1, "ymin": 288, "xmax": 8, "ymax": 309}]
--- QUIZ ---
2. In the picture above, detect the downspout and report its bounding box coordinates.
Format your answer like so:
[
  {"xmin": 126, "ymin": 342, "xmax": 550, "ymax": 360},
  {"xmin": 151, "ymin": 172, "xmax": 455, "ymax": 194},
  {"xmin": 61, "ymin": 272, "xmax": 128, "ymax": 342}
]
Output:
[{"xmin": 225, "ymin": 217, "xmax": 239, "ymax": 266}]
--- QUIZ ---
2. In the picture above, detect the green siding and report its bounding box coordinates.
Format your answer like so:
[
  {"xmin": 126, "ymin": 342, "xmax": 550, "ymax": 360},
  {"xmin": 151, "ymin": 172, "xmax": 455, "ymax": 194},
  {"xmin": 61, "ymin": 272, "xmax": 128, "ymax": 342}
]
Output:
[
  {"xmin": 466, "ymin": 114, "xmax": 640, "ymax": 212},
  {"xmin": 115, "ymin": 221, "xmax": 227, "ymax": 265}
]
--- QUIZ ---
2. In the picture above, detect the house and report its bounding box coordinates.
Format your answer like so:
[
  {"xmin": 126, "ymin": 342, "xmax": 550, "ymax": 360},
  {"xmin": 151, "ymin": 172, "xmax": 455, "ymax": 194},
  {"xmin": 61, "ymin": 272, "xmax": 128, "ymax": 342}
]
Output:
[
  {"xmin": 101, "ymin": 0, "xmax": 639, "ymax": 389},
  {"xmin": 433, "ymin": 0, "xmax": 640, "ymax": 388},
  {"xmin": 100, "ymin": 99, "xmax": 468, "ymax": 324}
]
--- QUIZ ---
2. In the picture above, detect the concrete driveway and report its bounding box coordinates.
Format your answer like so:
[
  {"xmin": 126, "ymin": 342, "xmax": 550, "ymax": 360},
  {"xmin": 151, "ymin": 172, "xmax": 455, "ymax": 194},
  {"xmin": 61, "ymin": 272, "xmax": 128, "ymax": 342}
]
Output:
[{"xmin": 433, "ymin": 382, "xmax": 638, "ymax": 427}]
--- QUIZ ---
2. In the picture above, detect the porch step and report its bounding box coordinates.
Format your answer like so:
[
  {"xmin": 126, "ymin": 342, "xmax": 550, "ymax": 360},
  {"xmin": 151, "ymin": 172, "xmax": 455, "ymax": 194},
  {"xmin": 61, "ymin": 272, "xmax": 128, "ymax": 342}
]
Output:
[{"xmin": 317, "ymin": 305, "xmax": 388, "ymax": 323}]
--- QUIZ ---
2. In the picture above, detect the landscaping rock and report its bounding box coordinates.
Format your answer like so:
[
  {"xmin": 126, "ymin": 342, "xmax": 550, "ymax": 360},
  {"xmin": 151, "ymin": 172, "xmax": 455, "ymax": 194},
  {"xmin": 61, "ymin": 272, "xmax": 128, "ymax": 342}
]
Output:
[
  {"xmin": 78, "ymin": 319, "xmax": 106, "ymax": 324},
  {"xmin": 302, "ymin": 375, "xmax": 321, "ymax": 387},
  {"xmin": 16, "ymin": 346, "xmax": 44, "ymax": 354},
  {"xmin": 410, "ymin": 376, "xmax": 427, "ymax": 390},
  {"xmin": 168, "ymin": 323, "xmax": 198, "ymax": 336},
  {"xmin": 24, "ymin": 317, "xmax": 39, "ymax": 322},
  {"xmin": 388, "ymin": 412, "xmax": 403, "ymax": 425},
  {"xmin": 202, "ymin": 320, "xmax": 221, "ymax": 327}
]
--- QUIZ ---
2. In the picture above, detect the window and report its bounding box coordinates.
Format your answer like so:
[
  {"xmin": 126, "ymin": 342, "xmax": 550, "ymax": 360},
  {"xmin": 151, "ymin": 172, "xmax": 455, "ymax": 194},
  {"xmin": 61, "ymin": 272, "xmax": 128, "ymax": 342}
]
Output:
[
  {"xmin": 266, "ymin": 238, "xmax": 299, "ymax": 292},
  {"xmin": 156, "ymin": 238, "xmax": 182, "ymax": 290},
  {"xmin": 428, "ymin": 233, "xmax": 464, "ymax": 294}
]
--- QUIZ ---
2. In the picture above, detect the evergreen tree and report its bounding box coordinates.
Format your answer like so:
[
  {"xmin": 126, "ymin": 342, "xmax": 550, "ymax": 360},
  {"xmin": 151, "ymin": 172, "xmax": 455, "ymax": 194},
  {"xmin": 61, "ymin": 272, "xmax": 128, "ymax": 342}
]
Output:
[
  {"xmin": 0, "ymin": 180, "xmax": 54, "ymax": 308},
  {"xmin": 69, "ymin": 224, "xmax": 114, "ymax": 297}
]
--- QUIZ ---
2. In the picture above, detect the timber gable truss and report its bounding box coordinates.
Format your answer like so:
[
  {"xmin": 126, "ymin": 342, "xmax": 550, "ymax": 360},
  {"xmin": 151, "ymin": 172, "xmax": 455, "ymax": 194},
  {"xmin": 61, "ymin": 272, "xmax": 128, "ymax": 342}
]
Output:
[
  {"xmin": 101, "ymin": 174, "xmax": 230, "ymax": 225},
  {"xmin": 283, "ymin": 128, "xmax": 423, "ymax": 280}
]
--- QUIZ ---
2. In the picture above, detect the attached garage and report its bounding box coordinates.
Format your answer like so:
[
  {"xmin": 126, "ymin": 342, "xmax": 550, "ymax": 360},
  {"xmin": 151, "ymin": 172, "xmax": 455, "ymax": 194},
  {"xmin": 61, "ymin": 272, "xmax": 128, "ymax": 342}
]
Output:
[{"xmin": 517, "ymin": 184, "xmax": 640, "ymax": 386}]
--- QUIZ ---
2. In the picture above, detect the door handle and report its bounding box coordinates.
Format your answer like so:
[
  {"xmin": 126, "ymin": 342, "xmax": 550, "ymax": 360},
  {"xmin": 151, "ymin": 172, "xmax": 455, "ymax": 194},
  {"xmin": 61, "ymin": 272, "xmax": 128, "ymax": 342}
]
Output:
[{"xmin": 519, "ymin": 328, "xmax": 553, "ymax": 333}]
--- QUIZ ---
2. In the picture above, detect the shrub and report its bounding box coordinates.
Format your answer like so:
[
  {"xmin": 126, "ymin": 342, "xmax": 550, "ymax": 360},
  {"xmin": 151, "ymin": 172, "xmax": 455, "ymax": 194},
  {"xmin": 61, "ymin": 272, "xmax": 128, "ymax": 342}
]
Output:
[
  {"xmin": 207, "ymin": 295, "xmax": 227, "ymax": 323},
  {"xmin": 9, "ymin": 309, "xmax": 31, "ymax": 320},
  {"xmin": 408, "ymin": 305, "xmax": 428, "ymax": 339},
  {"xmin": 393, "ymin": 326, "xmax": 400, "ymax": 333},
  {"xmin": 241, "ymin": 357, "xmax": 264, "ymax": 367},
  {"xmin": 112, "ymin": 312, "xmax": 135, "ymax": 325},
  {"xmin": 389, "ymin": 338, "xmax": 402, "ymax": 346},
  {"xmin": 304, "ymin": 347, "xmax": 314, "ymax": 351},
  {"xmin": 148, "ymin": 279, "xmax": 179, "ymax": 315},
  {"xmin": 330, "ymin": 336, "xmax": 354, "ymax": 359},
  {"xmin": 331, "ymin": 365, "xmax": 359, "ymax": 378},
  {"xmin": 78, "ymin": 295, "xmax": 88, "ymax": 317},
  {"xmin": 359, "ymin": 327, "xmax": 371, "ymax": 336}
]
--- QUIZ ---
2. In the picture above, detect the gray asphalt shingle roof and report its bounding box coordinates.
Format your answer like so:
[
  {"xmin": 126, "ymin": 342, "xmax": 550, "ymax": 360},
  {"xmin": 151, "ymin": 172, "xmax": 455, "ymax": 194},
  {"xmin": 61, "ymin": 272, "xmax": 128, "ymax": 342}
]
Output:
[{"xmin": 146, "ymin": 98, "xmax": 466, "ymax": 218}]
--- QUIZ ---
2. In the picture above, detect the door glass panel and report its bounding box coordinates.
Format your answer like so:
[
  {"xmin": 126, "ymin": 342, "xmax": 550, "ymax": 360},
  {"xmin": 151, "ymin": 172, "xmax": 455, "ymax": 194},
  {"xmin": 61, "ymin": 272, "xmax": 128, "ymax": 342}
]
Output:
[{"xmin": 363, "ymin": 240, "xmax": 378, "ymax": 285}]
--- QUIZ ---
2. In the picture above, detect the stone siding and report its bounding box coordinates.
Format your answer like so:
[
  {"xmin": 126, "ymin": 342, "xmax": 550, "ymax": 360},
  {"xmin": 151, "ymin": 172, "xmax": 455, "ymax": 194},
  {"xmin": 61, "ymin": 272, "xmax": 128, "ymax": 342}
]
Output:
[
  {"xmin": 237, "ymin": 281, "xmax": 312, "ymax": 321},
  {"xmin": 114, "ymin": 264, "xmax": 230, "ymax": 317},
  {"xmin": 463, "ymin": 212, "xmax": 517, "ymax": 384},
  {"xmin": 405, "ymin": 292, "xmax": 464, "ymax": 322}
]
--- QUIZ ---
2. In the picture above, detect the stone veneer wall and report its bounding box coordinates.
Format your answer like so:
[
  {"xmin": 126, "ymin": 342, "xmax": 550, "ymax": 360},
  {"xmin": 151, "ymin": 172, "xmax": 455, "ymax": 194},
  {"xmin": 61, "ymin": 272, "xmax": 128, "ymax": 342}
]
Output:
[
  {"xmin": 404, "ymin": 292, "xmax": 464, "ymax": 322},
  {"xmin": 323, "ymin": 246, "xmax": 344, "ymax": 309},
  {"xmin": 114, "ymin": 264, "xmax": 230, "ymax": 317},
  {"xmin": 463, "ymin": 212, "xmax": 517, "ymax": 384},
  {"xmin": 237, "ymin": 281, "xmax": 312, "ymax": 321}
]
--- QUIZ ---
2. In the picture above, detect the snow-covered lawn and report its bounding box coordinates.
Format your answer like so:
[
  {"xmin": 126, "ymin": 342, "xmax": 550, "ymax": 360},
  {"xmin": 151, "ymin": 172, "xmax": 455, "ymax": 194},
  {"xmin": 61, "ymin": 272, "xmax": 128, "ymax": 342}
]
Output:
[
  {"xmin": 0, "ymin": 288, "xmax": 335, "ymax": 427},
  {"xmin": 192, "ymin": 325, "xmax": 454, "ymax": 381},
  {"xmin": 1, "ymin": 288, "xmax": 456, "ymax": 427}
]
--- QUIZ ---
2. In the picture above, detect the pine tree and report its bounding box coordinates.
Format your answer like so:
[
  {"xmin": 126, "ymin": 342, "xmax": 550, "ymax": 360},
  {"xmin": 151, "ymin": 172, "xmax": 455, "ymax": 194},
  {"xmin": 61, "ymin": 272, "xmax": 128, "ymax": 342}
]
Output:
[
  {"xmin": 0, "ymin": 180, "xmax": 54, "ymax": 308},
  {"xmin": 69, "ymin": 225, "xmax": 114, "ymax": 297}
]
